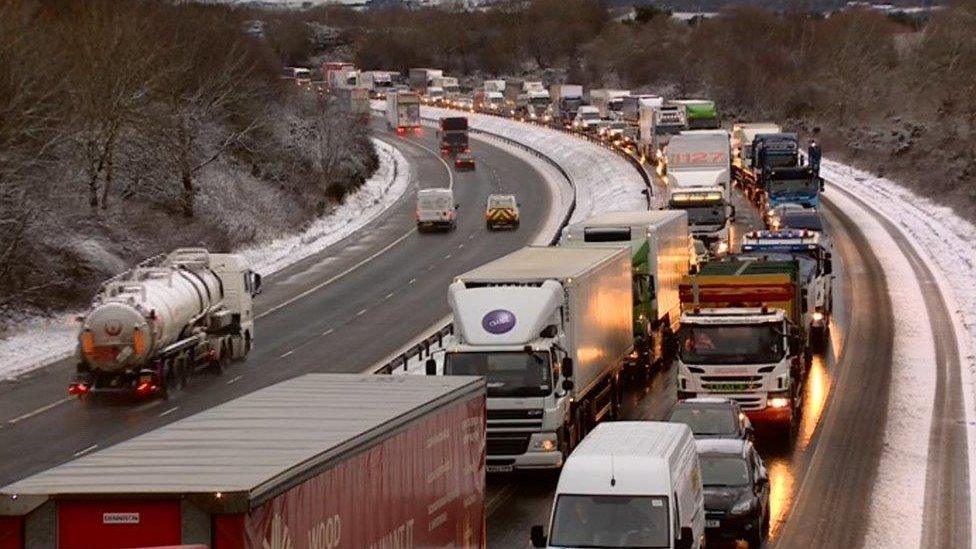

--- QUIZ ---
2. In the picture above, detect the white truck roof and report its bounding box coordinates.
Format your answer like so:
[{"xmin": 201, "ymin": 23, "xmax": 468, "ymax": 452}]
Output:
[
  {"xmin": 681, "ymin": 307, "xmax": 786, "ymax": 325},
  {"xmin": 456, "ymin": 246, "xmax": 622, "ymax": 283},
  {"xmin": 418, "ymin": 188, "xmax": 453, "ymax": 198},
  {"xmin": 566, "ymin": 210, "xmax": 685, "ymax": 228},
  {"xmin": 557, "ymin": 422, "xmax": 694, "ymax": 496}
]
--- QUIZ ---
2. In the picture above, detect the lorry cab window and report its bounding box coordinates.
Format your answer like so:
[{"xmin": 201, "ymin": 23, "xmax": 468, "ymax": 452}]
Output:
[
  {"xmin": 444, "ymin": 351, "xmax": 553, "ymax": 397},
  {"xmin": 680, "ymin": 324, "xmax": 784, "ymax": 365},
  {"xmin": 550, "ymin": 494, "xmax": 671, "ymax": 549}
]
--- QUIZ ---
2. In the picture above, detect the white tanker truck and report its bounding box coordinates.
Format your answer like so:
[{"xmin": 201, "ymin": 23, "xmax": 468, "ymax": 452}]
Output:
[{"xmin": 69, "ymin": 248, "xmax": 261, "ymax": 399}]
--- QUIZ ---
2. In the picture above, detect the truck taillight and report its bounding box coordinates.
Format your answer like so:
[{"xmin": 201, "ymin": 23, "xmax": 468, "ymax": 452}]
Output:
[
  {"xmin": 80, "ymin": 330, "xmax": 95, "ymax": 359},
  {"xmin": 132, "ymin": 327, "xmax": 146, "ymax": 356},
  {"xmin": 396, "ymin": 127, "xmax": 406, "ymax": 135}
]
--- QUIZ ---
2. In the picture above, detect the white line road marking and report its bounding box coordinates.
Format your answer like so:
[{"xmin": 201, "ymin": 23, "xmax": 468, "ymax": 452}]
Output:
[
  {"xmin": 321, "ymin": 328, "xmax": 335, "ymax": 336},
  {"xmin": 226, "ymin": 375, "xmax": 243, "ymax": 385},
  {"xmin": 159, "ymin": 407, "xmax": 179, "ymax": 417},
  {"xmin": 7, "ymin": 397, "xmax": 73, "ymax": 424},
  {"xmin": 457, "ymin": 243, "xmax": 464, "ymax": 249},
  {"xmin": 357, "ymin": 309, "xmax": 368, "ymax": 316},
  {"xmin": 73, "ymin": 444, "xmax": 98, "ymax": 457},
  {"xmin": 280, "ymin": 350, "xmax": 295, "ymax": 358},
  {"xmin": 256, "ymin": 228, "xmax": 417, "ymax": 320},
  {"xmin": 444, "ymin": 254, "xmax": 452, "ymax": 259},
  {"xmin": 486, "ymin": 483, "xmax": 518, "ymax": 518},
  {"xmin": 384, "ymin": 292, "xmax": 395, "ymax": 300},
  {"xmin": 468, "ymin": 234, "xmax": 475, "ymax": 240},
  {"xmin": 409, "ymin": 278, "xmax": 417, "ymax": 284}
]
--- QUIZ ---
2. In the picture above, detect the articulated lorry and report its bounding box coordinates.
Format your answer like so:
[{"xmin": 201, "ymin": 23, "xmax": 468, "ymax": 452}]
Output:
[
  {"xmin": 676, "ymin": 260, "xmax": 809, "ymax": 435},
  {"xmin": 736, "ymin": 132, "xmax": 800, "ymax": 202},
  {"xmin": 2, "ymin": 374, "xmax": 487, "ymax": 548},
  {"xmin": 408, "ymin": 67, "xmax": 442, "ymax": 94},
  {"xmin": 667, "ymin": 187, "xmax": 735, "ymax": 256},
  {"xmin": 438, "ymin": 116, "xmax": 470, "ymax": 155},
  {"xmin": 560, "ymin": 211, "xmax": 690, "ymax": 374},
  {"xmin": 433, "ymin": 246, "xmax": 633, "ymax": 471},
  {"xmin": 671, "ymin": 99, "xmax": 719, "ymax": 130},
  {"xmin": 636, "ymin": 103, "xmax": 687, "ymax": 163},
  {"xmin": 741, "ymin": 229, "xmax": 834, "ymax": 351},
  {"xmin": 433, "ymin": 75, "xmax": 460, "ymax": 100},
  {"xmin": 621, "ymin": 94, "xmax": 663, "ymax": 125},
  {"xmin": 664, "ymin": 131, "xmax": 735, "ymax": 254},
  {"xmin": 550, "ymin": 84, "xmax": 584, "ymax": 126},
  {"xmin": 69, "ymin": 248, "xmax": 261, "ymax": 400},
  {"xmin": 386, "ymin": 90, "xmax": 421, "ymax": 133},
  {"xmin": 589, "ymin": 89, "xmax": 629, "ymax": 118}
]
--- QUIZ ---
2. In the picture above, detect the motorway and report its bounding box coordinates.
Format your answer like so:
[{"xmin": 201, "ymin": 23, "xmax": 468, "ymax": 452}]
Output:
[{"xmin": 0, "ymin": 119, "xmax": 556, "ymax": 486}]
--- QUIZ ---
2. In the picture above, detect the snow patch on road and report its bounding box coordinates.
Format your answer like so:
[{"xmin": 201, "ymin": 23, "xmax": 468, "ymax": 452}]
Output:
[
  {"xmin": 0, "ymin": 138, "xmax": 409, "ymax": 381},
  {"xmin": 823, "ymin": 158, "xmax": 976, "ymax": 546}
]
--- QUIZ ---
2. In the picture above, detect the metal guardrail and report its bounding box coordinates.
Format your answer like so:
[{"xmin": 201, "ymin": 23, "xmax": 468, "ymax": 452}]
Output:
[{"xmin": 371, "ymin": 113, "xmax": 580, "ymax": 375}]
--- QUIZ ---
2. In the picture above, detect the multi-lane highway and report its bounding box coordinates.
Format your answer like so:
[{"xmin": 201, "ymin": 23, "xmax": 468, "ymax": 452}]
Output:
[{"xmin": 0, "ymin": 120, "xmax": 558, "ymax": 486}]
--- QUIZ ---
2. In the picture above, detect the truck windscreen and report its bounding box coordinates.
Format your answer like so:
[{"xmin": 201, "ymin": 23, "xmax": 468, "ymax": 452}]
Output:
[
  {"xmin": 669, "ymin": 203, "xmax": 727, "ymax": 226},
  {"xmin": 679, "ymin": 323, "xmax": 784, "ymax": 365},
  {"xmin": 550, "ymin": 495, "xmax": 670, "ymax": 548},
  {"xmin": 444, "ymin": 352, "xmax": 552, "ymax": 397},
  {"xmin": 768, "ymin": 178, "xmax": 816, "ymax": 194}
]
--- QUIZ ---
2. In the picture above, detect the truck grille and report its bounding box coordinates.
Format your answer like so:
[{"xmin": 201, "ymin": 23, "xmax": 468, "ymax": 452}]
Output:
[
  {"xmin": 701, "ymin": 375, "xmax": 764, "ymax": 393},
  {"xmin": 487, "ymin": 433, "xmax": 530, "ymax": 456},
  {"xmin": 488, "ymin": 409, "xmax": 544, "ymax": 431},
  {"xmin": 729, "ymin": 396, "xmax": 765, "ymax": 411},
  {"xmin": 488, "ymin": 409, "xmax": 543, "ymax": 420}
]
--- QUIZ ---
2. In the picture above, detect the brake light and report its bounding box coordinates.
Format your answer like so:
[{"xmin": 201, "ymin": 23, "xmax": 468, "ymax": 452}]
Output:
[
  {"xmin": 68, "ymin": 383, "xmax": 90, "ymax": 396},
  {"xmin": 396, "ymin": 127, "xmax": 406, "ymax": 135},
  {"xmin": 136, "ymin": 382, "xmax": 155, "ymax": 396}
]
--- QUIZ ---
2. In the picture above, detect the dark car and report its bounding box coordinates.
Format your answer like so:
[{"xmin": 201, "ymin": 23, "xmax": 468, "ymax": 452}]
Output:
[
  {"xmin": 454, "ymin": 153, "xmax": 476, "ymax": 171},
  {"xmin": 778, "ymin": 209, "xmax": 824, "ymax": 232},
  {"xmin": 696, "ymin": 438, "xmax": 770, "ymax": 547},
  {"xmin": 666, "ymin": 398, "xmax": 754, "ymax": 441}
]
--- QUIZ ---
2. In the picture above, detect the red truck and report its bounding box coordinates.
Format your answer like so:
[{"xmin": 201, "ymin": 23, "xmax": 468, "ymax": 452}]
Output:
[{"xmin": 0, "ymin": 374, "xmax": 486, "ymax": 549}]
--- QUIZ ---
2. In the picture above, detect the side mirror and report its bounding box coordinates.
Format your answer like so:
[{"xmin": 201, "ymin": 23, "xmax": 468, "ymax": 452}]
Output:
[
  {"xmin": 675, "ymin": 527, "xmax": 694, "ymax": 549},
  {"xmin": 641, "ymin": 188, "xmax": 650, "ymax": 196},
  {"xmin": 425, "ymin": 358, "xmax": 437, "ymax": 376},
  {"xmin": 561, "ymin": 357, "xmax": 574, "ymax": 378},
  {"xmin": 530, "ymin": 525, "xmax": 548, "ymax": 548},
  {"xmin": 729, "ymin": 205, "xmax": 737, "ymax": 220},
  {"xmin": 454, "ymin": 203, "xmax": 460, "ymax": 209},
  {"xmin": 824, "ymin": 254, "xmax": 833, "ymax": 276},
  {"xmin": 819, "ymin": 177, "xmax": 825, "ymax": 192},
  {"xmin": 561, "ymin": 378, "xmax": 575, "ymax": 392}
]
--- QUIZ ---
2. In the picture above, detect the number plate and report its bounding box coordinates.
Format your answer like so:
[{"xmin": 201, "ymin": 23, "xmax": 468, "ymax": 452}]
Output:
[
  {"xmin": 710, "ymin": 383, "xmax": 750, "ymax": 393},
  {"xmin": 706, "ymin": 519, "xmax": 721, "ymax": 528},
  {"xmin": 487, "ymin": 464, "xmax": 514, "ymax": 473}
]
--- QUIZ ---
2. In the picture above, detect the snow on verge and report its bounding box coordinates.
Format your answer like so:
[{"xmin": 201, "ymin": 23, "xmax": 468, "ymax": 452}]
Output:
[
  {"xmin": 0, "ymin": 138, "xmax": 409, "ymax": 381},
  {"xmin": 823, "ymin": 158, "xmax": 976, "ymax": 546},
  {"xmin": 240, "ymin": 138, "xmax": 410, "ymax": 276}
]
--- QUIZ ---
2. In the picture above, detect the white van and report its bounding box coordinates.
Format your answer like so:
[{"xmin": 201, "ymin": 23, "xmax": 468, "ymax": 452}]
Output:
[
  {"xmin": 416, "ymin": 188, "xmax": 457, "ymax": 232},
  {"xmin": 532, "ymin": 422, "xmax": 705, "ymax": 549}
]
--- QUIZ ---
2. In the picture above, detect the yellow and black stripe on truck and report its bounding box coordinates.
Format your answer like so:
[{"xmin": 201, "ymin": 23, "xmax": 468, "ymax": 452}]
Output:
[{"xmin": 486, "ymin": 207, "xmax": 518, "ymax": 228}]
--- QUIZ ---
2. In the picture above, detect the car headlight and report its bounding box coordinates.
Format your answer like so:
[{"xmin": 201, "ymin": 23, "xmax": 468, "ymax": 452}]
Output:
[
  {"xmin": 530, "ymin": 432, "xmax": 559, "ymax": 452},
  {"xmin": 812, "ymin": 311, "xmax": 824, "ymax": 321},
  {"xmin": 731, "ymin": 498, "xmax": 755, "ymax": 516}
]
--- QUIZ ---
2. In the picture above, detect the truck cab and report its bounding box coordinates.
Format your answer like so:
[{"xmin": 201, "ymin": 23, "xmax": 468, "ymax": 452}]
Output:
[
  {"xmin": 573, "ymin": 105, "xmax": 601, "ymax": 132},
  {"xmin": 747, "ymin": 133, "xmax": 799, "ymax": 200},
  {"xmin": 517, "ymin": 91, "xmax": 552, "ymax": 122},
  {"xmin": 676, "ymin": 308, "xmax": 804, "ymax": 434},
  {"xmin": 741, "ymin": 229, "xmax": 834, "ymax": 351},
  {"xmin": 667, "ymin": 187, "xmax": 735, "ymax": 256},
  {"xmin": 763, "ymin": 165, "xmax": 824, "ymax": 210}
]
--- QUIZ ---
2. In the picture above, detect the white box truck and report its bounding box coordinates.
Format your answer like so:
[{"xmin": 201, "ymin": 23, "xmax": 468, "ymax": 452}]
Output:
[
  {"xmin": 590, "ymin": 89, "xmax": 630, "ymax": 118},
  {"xmin": 560, "ymin": 211, "xmax": 690, "ymax": 374},
  {"xmin": 531, "ymin": 422, "xmax": 705, "ymax": 549},
  {"xmin": 638, "ymin": 104, "xmax": 688, "ymax": 163},
  {"xmin": 386, "ymin": 90, "xmax": 421, "ymax": 133},
  {"xmin": 433, "ymin": 246, "xmax": 633, "ymax": 471},
  {"xmin": 665, "ymin": 131, "xmax": 734, "ymax": 254},
  {"xmin": 483, "ymin": 79, "xmax": 506, "ymax": 93}
]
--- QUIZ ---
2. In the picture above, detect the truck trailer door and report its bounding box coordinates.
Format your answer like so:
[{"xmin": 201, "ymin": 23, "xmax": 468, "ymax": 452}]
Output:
[{"xmin": 57, "ymin": 499, "xmax": 181, "ymax": 549}]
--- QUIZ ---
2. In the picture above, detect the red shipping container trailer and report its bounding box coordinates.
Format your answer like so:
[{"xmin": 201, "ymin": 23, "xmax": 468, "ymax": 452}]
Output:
[{"xmin": 0, "ymin": 374, "xmax": 486, "ymax": 549}]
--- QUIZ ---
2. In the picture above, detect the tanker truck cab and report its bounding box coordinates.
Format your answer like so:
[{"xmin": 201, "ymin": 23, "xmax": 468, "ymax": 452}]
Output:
[
  {"xmin": 741, "ymin": 230, "xmax": 834, "ymax": 352},
  {"xmin": 676, "ymin": 308, "xmax": 804, "ymax": 433},
  {"xmin": 667, "ymin": 188, "xmax": 734, "ymax": 256},
  {"xmin": 436, "ymin": 247, "xmax": 633, "ymax": 472},
  {"xmin": 531, "ymin": 422, "xmax": 705, "ymax": 549}
]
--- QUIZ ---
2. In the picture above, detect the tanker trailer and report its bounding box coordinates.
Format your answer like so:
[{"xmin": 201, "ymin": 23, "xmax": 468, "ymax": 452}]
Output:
[{"xmin": 69, "ymin": 248, "xmax": 262, "ymax": 400}]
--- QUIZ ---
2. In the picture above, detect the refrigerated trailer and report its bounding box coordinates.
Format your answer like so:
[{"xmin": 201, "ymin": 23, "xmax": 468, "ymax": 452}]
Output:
[
  {"xmin": 560, "ymin": 211, "xmax": 690, "ymax": 373},
  {"xmin": 0, "ymin": 374, "xmax": 486, "ymax": 549}
]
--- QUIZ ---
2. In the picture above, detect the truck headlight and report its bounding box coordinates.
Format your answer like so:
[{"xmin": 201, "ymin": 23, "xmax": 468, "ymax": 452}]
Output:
[
  {"xmin": 530, "ymin": 432, "xmax": 559, "ymax": 452},
  {"xmin": 717, "ymin": 241, "xmax": 729, "ymax": 254},
  {"xmin": 812, "ymin": 312, "xmax": 824, "ymax": 322},
  {"xmin": 768, "ymin": 391, "xmax": 791, "ymax": 409}
]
